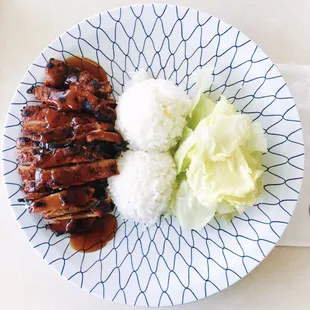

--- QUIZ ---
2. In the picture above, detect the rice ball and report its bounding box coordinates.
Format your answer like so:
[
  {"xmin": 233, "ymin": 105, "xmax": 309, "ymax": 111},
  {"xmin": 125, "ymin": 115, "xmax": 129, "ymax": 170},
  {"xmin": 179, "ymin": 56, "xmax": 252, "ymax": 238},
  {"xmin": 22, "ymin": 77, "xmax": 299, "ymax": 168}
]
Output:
[
  {"xmin": 108, "ymin": 150, "xmax": 176, "ymax": 226},
  {"xmin": 115, "ymin": 79, "xmax": 191, "ymax": 151}
]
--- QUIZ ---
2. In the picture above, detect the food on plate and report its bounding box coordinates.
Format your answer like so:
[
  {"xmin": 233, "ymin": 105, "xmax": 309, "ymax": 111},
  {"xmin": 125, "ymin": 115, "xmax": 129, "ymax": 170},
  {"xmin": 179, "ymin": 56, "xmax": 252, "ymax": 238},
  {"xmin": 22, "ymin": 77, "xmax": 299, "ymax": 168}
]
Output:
[
  {"xmin": 20, "ymin": 106, "xmax": 114, "ymax": 142},
  {"xmin": 110, "ymin": 67, "xmax": 267, "ymax": 230},
  {"xmin": 35, "ymin": 159, "xmax": 118, "ymax": 189},
  {"xmin": 19, "ymin": 60, "xmax": 267, "ymax": 239},
  {"xmin": 108, "ymin": 151, "xmax": 176, "ymax": 226},
  {"xmin": 115, "ymin": 75, "xmax": 191, "ymax": 151},
  {"xmin": 69, "ymin": 214, "xmax": 117, "ymax": 252},
  {"xmin": 27, "ymin": 58, "xmax": 115, "ymax": 122},
  {"xmin": 17, "ymin": 57, "xmax": 125, "ymax": 252},
  {"xmin": 17, "ymin": 144, "xmax": 112, "ymax": 168},
  {"xmin": 170, "ymin": 95, "xmax": 267, "ymax": 230}
]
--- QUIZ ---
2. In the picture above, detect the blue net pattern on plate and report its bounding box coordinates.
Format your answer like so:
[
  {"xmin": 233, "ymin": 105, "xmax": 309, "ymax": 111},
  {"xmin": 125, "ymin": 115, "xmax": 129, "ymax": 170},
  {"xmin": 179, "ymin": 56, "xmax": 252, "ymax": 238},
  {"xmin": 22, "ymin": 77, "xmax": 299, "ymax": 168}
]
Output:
[{"xmin": 2, "ymin": 4, "xmax": 304, "ymax": 307}]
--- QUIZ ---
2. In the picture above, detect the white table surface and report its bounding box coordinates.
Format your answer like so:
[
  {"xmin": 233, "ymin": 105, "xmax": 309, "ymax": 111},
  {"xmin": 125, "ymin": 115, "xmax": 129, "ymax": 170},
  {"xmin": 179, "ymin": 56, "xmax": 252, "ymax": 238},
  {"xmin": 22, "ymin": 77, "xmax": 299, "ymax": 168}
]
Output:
[{"xmin": 1, "ymin": 1, "xmax": 310, "ymax": 309}]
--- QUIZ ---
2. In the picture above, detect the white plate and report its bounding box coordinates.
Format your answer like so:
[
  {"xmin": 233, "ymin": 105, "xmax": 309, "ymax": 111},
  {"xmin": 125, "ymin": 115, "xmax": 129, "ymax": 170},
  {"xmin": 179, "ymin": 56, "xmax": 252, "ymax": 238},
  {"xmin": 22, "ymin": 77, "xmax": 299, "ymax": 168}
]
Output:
[{"xmin": 2, "ymin": 4, "xmax": 304, "ymax": 307}]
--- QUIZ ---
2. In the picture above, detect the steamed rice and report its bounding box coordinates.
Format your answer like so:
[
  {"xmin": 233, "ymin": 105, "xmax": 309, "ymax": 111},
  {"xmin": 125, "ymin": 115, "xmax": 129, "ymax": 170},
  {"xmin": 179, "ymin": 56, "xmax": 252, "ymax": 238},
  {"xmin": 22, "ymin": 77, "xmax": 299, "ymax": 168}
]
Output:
[
  {"xmin": 115, "ymin": 79, "xmax": 191, "ymax": 152},
  {"xmin": 108, "ymin": 151, "xmax": 176, "ymax": 226}
]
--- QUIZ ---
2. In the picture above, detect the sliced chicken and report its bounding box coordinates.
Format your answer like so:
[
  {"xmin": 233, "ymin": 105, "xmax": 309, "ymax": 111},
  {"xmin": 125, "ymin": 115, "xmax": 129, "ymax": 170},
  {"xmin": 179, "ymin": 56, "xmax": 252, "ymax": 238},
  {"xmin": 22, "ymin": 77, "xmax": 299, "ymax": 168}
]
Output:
[
  {"xmin": 42, "ymin": 197, "xmax": 113, "ymax": 220},
  {"xmin": 22, "ymin": 180, "xmax": 37, "ymax": 193},
  {"xmin": 85, "ymin": 130, "xmax": 123, "ymax": 144},
  {"xmin": 67, "ymin": 70, "xmax": 113, "ymax": 98},
  {"xmin": 17, "ymin": 144, "xmax": 111, "ymax": 168},
  {"xmin": 34, "ymin": 58, "xmax": 112, "ymax": 96},
  {"xmin": 21, "ymin": 122, "xmax": 113, "ymax": 143},
  {"xmin": 29, "ymin": 186, "xmax": 95, "ymax": 214},
  {"xmin": 29, "ymin": 85, "xmax": 116, "ymax": 123},
  {"xmin": 45, "ymin": 200, "xmax": 111, "ymax": 221},
  {"xmin": 18, "ymin": 191, "xmax": 54, "ymax": 202},
  {"xmin": 16, "ymin": 137, "xmax": 40, "ymax": 149},
  {"xmin": 42, "ymin": 198, "xmax": 99, "ymax": 219},
  {"xmin": 44, "ymin": 58, "xmax": 69, "ymax": 88},
  {"xmin": 18, "ymin": 166, "xmax": 35, "ymax": 180},
  {"xmin": 35, "ymin": 159, "xmax": 118, "ymax": 190},
  {"xmin": 17, "ymin": 130, "xmax": 124, "ymax": 155},
  {"xmin": 19, "ymin": 58, "xmax": 119, "ymax": 238},
  {"xmin": 18, "ymin": 166, "xmax": 48, "ymax": 193},
  {"xmin": 46, "ymin": 217, "xmax": 96, "ymax": 235},
  {"xmin": 22, "ymin": 126, "xmax": 73, "ymax": 142},
  {"xmin": 21, "ymin": 106, "xmax": 113, "ymax": 131}
]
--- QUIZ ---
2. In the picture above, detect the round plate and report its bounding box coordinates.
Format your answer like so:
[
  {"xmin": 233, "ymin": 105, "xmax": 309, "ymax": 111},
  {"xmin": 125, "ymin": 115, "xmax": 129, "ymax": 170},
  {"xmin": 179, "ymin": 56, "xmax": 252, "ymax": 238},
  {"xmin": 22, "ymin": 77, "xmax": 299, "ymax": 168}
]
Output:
[{"xmin": 2, "ymin": 4, "xmax": 304, "ymax": 307}]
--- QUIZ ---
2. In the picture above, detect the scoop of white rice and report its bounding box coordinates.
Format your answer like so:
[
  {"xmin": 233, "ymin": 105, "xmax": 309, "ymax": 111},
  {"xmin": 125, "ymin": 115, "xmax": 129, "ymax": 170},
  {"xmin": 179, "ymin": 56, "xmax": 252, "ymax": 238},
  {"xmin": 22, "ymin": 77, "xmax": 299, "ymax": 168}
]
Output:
[
  {"xmin": 108, "ymin": 151, "xmax": 176, "ymax": 226},
  {"xmin": 115, "ymin": 79, "xmax": 191, "ymax": 152}
]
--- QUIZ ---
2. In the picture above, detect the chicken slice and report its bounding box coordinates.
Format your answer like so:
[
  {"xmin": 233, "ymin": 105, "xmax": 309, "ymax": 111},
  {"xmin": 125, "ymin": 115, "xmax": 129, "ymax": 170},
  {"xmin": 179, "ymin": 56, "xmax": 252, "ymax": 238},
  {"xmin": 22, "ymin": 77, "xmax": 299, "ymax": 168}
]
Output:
[
  {"xmin": 47, "ymin": 217, "xmax": 96, "ymax": 235},
  {"xmin": 67, "ymin": 70, "xmax": 112, "ymax": 98},
  {"xmin": 29, "ymin": 186, "xmax": 95, "ymax": 214},
  {"xmin": 29, "ymin": 85, "xmax": 116, "ymax": 123},
  {"xmin": 21, "ymin": 106, "xmax": 113, "ymax": 131},
  {"xmin": 35, "ymin": 159, "xmax": 118, "ymax": 190},
  {"xmin": 17, "ymin": 144, "xmax": 111, "ymax": 168}
]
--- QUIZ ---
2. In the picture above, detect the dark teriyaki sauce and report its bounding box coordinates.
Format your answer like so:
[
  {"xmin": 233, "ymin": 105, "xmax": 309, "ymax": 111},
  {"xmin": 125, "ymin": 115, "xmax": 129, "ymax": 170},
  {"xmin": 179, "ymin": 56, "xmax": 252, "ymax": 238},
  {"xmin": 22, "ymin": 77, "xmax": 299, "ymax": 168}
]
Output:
[
  {"xmin": 27, "ymin": 56, "xmax": 116, "ymax": 253},
  {"xmin": 65, "ymin": 56, "xmax": 108, "ymax": 82},
  {"xmin": 70, "ymin": 214, "xmax": 117, "ymax": 253}
]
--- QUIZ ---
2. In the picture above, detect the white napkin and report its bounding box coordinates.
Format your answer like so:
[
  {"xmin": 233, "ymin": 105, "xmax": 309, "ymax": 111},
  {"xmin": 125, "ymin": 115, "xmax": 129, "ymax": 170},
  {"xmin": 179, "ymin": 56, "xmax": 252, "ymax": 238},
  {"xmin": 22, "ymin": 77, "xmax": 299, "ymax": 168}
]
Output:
[{"xmin": 275, "ymin": 64, "xmax": 310, "ymax": 247}]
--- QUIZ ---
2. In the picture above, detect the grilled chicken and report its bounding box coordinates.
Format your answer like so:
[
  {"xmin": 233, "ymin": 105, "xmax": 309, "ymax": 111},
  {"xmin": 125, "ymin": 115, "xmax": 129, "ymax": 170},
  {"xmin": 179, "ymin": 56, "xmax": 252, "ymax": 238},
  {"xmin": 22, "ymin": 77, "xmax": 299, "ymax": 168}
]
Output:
[
  {"xmin": 44, "ymin": 57, "xmax": 112, "ymax": 95},
  {"xmin": 44, "ymin": 58, "xmax": 69, "ymax": 88},
  {"xmin": 42, "ymin": 197, "xmax": 113, "ymax": 220},
  {"xmin": 67, "ymin": 70, "xmax": 113, "ymax": 98},
  {"xmin": 19, "ymin": 58, "xmax": 120, "ymax": 237},
  {"xmin": 30, "ymin": 85, "xmax": 116, "ymax": 122},
  {"xmin": 22, "ymin": 126, "xmax": 73, "ymax": 142},
  {"xmin": 22, "ymin": 180, "xmax": 37, "ymax": 193},
  {"xmin": 85, "ymin": 130, "xmax": 123, "ymax": 144},
  {"xmin": 35, "ymin": 159, "xmax": 118, "ymax": 190},
  {"xmin": 18, "ymin": 165, "xmax": 47, "ymax": 193},
  {"xmin": 21, "ymin": 106, "xmax": 113, "ymax": 130},
  {"xmin": 44, "ymin": 58, "xmax": 113, "ymax": 96},
  {"xmin": 22, "ymin": 122, "xmax": 114, "ymax": 143},
  {"xmin": 28, "ymin": 58, "xmax": 116, "ymax": 122},
  {"xmin": 17, "ymin": 144, "xmax": 112, "ymax": 168},
  {"xmin": 42, "ymin": 198, "xmax": 99, "ymax": 219},
  {"xmin": 29, "ymin": 186, "xmax": 95, "ymax": 214},
  {"xmin": 16, "ymin": 130, "xmax": 124, "ymax": 152},
  {"xmin": 21, "ymin": 106, "xmax": 115, "ymax": 142},
  {"xmin": 18, "ymin": 191, "xmax": 55, "ymax": 202},
  {"xmin": 18, "ymin": 166, "xmax": 36, "ymax": 181},
  {"xmin": 16, "ymin": 137, "xmax": 40, "ymax": 149},
  {"xmin": 47, "ymin": 217, "xmax": 96, "ymax": 235}
]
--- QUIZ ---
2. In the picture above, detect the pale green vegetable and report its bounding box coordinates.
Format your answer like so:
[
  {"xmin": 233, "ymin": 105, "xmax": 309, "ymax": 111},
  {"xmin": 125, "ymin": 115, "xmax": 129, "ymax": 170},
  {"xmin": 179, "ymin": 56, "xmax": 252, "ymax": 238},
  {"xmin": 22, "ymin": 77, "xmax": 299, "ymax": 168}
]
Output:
[
  {"xmin": 215, "ymin": 201, "xmax": 237, "ymax": 220},
  {"xmin": 188, "ymin": 65, "xmax": 214, "ymax": 117},
  {"xmin": 170, "ymin": 179, "xmax": 217, "ymax": 230},
  {"xmin": 187, "ymin": 96, "xmax": 215, "ymax": 130},
  {"xmin": 187, "ymin": 148, "xmax": 256, "ymax": 205},
  {"xmin": 209, "ymin": 96, "xmax": 235, "ymax": 116},
  {"xmin": 174, "ymin": 132, "xmax": 195, "ymax": 173},
  {"xmin": 194, "ymin": 112, "xmax": 251, "ymax": 161},
  {"xmin": 170, "ymin": 87, "xmax": 267, "ymax": 230},
  {"xmin": 246, "ymin": 122, "xmax": 268, "ymax": 154}
]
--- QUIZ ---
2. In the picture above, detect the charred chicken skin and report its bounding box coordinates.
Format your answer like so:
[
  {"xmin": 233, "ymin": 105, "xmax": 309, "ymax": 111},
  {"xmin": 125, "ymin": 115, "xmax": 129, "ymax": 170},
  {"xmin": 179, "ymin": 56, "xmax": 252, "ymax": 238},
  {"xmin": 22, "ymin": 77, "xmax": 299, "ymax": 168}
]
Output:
[
  {"xmin": 18, "ymin": 58, "xmax": 124, "ymax": 235},
  {"xmin": 28, "ymin": 58, "xmax": 116, "ymax": 123}
]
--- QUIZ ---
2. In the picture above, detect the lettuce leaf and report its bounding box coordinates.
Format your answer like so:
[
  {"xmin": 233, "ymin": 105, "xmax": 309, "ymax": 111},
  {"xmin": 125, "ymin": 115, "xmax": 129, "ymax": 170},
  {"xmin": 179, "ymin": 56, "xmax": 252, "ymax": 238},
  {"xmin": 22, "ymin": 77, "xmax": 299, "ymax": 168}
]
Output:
[
  {"xmin": 187, "ymin": 148, "xmax": 255, "ymax": 205},
  {"xmin": 174, "ymin": 130, "xmax": 195, "ymax": 173},
  {"xmin": 171, "ymin": 90, "xmax": 267, "ymax": 230},
  {"xmin": 187, "ymin": 95, "xmax": 215, "ymax": 130},
  {"xmin": 170, "ymin": 179, "xmax": 217, "ymax": 230},
  {"xmin": 194, "ymin": 112, "xmax": 251, "ymax": 161}
]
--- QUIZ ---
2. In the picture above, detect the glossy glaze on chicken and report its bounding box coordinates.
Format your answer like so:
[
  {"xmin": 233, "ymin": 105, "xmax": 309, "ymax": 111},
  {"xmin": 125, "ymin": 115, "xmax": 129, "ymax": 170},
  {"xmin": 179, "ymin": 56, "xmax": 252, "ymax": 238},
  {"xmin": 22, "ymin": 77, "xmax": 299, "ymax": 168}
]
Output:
[{"xmin": 18, "ymin": 58, "xmax": 125, "ymax": 237}]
